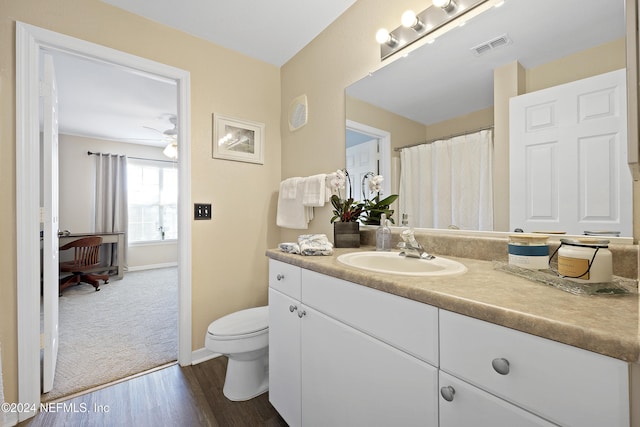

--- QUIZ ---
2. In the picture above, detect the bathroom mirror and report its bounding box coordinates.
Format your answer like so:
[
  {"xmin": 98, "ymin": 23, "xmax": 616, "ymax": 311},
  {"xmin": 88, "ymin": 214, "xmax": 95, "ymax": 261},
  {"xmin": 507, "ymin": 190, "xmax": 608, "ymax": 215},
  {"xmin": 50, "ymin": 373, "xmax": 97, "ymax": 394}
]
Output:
[{"xmin": 346, "ymin": 0, "xmax": 629, "ymax": 235}]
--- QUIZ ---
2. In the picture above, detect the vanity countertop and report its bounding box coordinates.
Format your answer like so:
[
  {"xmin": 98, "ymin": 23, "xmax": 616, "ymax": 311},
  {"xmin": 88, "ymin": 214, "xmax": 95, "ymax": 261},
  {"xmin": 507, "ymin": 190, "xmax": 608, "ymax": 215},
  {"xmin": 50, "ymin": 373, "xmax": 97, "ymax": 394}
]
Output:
[{"xmin": 266, "ymin": 247, "xmax": 640, "ymax": 363}]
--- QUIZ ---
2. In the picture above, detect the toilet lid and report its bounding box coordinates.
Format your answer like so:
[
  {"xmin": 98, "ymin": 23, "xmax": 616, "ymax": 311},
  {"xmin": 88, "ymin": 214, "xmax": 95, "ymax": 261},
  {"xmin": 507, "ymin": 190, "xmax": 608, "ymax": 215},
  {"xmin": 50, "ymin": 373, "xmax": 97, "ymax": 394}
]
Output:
[{"xmin": 207, "ymin": 306, "xmax": 268, "ymax": 337}]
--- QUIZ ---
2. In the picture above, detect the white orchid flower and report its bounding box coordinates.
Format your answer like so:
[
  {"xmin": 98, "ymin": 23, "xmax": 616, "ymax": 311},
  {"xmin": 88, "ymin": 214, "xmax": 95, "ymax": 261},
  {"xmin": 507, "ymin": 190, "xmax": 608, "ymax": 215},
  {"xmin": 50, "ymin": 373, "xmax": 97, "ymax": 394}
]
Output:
[{"xmin": 368, "ymin": 175, "xmax": 384, "ymax": 193}]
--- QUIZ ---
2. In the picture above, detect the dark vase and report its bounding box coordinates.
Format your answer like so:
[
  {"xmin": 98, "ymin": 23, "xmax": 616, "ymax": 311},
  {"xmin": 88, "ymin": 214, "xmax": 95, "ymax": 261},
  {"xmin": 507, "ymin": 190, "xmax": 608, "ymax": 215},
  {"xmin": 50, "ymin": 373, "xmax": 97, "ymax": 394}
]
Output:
[{"xmin": 333, "ymin": 221, "xmax": 360, "ymax": 248}]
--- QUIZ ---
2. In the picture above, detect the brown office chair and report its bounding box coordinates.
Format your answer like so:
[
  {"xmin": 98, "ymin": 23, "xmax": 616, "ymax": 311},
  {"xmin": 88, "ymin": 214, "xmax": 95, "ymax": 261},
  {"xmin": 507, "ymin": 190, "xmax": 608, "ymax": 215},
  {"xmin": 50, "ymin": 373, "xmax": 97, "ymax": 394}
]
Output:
[{"xmin": 59, "ymin": 236, "xmax": 109, "ymax": 295}]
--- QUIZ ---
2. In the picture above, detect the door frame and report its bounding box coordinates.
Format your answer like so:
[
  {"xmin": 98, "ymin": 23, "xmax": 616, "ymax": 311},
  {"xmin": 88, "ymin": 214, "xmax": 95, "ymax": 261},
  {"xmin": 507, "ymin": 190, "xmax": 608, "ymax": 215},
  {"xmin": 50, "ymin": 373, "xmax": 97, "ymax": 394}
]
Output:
[{"xmin": 16, "ymin": 22, "xmax": 192, "ymax": 420}]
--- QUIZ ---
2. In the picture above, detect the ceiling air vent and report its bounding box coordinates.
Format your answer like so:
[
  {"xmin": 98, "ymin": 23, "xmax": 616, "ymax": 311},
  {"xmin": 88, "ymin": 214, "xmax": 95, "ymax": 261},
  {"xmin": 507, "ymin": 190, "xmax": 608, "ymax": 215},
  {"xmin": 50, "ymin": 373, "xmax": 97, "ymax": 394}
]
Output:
[{"xmin": 470, "ymin": 33, "xmax": 512, "ymax": 56}]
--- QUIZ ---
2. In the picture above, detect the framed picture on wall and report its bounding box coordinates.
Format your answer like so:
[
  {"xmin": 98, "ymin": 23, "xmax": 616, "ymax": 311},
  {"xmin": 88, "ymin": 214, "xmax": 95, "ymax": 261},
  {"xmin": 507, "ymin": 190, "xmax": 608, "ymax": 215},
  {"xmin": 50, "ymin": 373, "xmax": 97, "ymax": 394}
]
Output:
[{"xmin": 212, "ymin": 113, "xmax": 265, "ymax": 164}]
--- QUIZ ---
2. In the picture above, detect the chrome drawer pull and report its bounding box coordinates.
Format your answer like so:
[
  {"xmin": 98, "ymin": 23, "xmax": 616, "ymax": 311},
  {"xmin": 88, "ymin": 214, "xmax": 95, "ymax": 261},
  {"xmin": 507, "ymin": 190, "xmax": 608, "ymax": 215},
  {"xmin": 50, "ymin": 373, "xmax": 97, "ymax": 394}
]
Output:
[
  {"xmin": 297, "ymin": 309, "xmax": 306, "ymax": 318},
  {"xmin": 289, "ymin": 305, "xmax": 297, "ymax": 313},
  {"xmin": 492, "ymin": 357, "xmax": 510, "ymax": 375},
  {"xmin": 276, "ymin": 274, "xmax": 285, "ymax": 281},
  {"xmin": 440, "ymin": 386, "xmax": 456, "ymax": 402}
]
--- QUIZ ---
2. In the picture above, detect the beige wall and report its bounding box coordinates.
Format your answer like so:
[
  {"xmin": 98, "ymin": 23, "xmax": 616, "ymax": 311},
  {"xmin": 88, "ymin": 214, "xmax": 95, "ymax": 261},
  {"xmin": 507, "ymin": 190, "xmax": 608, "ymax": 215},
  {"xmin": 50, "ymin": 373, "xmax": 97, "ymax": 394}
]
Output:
[
  {"xmin": 1, "ymin": 0, "xmax": 280, "ymax": 403},
  {"xmin": 346, "ymin": 96, "xmax": 426, "ymax": 155},
  {"xmin": 280, "ymin": 0, "xmax": 428, "ymax": 243}
]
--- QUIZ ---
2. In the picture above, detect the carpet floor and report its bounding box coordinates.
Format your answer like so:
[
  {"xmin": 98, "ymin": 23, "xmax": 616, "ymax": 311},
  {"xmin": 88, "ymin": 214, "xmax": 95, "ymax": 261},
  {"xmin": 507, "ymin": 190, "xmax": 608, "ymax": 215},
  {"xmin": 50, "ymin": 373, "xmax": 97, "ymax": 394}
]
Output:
[{"xmin": 42, "ymin": 267, "xmax": 178, "ymax": 402}]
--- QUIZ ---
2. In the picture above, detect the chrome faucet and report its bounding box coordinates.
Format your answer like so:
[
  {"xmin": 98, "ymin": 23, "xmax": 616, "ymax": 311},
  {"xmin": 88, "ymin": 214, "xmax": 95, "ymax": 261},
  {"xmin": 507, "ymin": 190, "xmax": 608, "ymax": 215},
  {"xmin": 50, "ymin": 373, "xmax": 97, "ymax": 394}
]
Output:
[{"xmin": 397, "ymin": 228, "xmax": 435, "ymax": 260}]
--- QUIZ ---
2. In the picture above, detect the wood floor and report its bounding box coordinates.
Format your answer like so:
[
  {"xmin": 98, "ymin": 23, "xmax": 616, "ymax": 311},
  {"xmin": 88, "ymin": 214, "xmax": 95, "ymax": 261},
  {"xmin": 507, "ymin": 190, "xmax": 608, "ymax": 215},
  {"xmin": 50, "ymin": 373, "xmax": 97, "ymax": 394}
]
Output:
[{"xmin": 18, "ymin": 357, "xmax": 288, "ymax": 427}]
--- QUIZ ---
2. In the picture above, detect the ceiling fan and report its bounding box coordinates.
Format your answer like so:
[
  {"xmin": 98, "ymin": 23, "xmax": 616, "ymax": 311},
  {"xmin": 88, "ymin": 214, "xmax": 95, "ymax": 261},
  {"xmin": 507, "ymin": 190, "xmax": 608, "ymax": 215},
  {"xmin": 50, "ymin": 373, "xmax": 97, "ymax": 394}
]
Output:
[{"xmin": 144, "ymin": 115, "xmax": 178, "ymax": 159}]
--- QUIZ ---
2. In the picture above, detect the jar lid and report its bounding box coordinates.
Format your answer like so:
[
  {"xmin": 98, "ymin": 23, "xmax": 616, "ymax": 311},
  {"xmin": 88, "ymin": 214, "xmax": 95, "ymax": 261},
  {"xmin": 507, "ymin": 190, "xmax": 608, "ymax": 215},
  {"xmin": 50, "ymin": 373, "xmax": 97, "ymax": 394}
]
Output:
[
  {"xmin": 509, "ymin": 233, "xmax": 549, "ymax": 245},
  {"xmin": 560, "ymin": 238, "xmax": 609, "ymax": 248},
  {"xmin": 584, "ymin": 230, "xmax": 620, "ymax": 237}
]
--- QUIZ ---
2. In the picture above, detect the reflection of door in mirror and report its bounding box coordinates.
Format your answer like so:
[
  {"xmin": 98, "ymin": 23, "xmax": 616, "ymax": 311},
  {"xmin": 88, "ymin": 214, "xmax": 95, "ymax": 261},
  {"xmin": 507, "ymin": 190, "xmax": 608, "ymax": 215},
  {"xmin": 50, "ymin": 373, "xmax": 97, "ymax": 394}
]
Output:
[
  {"xmin": 346, "ymin": 136, "xmax": 377, "ymax": 202},
  {"xmin": 510, "ymin": 69, "xmax": 632, "ymax": 236},
  {"xmin": 345, "ymin": 120, "xmax": 392, "ymax": 200}
]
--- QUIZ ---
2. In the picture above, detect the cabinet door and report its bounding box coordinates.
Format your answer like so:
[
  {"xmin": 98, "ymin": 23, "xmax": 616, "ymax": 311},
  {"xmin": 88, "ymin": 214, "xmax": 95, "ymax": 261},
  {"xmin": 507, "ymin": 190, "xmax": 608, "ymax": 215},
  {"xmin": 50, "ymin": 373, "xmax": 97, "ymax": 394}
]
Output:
[
  {"xmin": 268, "ymin": 288, "xmax": 301, "ymax": 427},
  {"xmin": 301, "ymin": 306, "xmax": 438, "ymax": 427},
  {"xmin": 439, "ymin": 371, "xmax": 555, "ymax": 427}
]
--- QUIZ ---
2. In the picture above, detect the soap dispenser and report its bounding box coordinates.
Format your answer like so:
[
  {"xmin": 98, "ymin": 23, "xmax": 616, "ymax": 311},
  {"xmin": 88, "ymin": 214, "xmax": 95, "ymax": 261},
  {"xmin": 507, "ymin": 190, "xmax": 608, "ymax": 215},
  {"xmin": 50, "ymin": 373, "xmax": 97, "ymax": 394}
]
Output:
[{"xmin": 376, "ymin": 214, "xmax": 391, "ymax": 251}]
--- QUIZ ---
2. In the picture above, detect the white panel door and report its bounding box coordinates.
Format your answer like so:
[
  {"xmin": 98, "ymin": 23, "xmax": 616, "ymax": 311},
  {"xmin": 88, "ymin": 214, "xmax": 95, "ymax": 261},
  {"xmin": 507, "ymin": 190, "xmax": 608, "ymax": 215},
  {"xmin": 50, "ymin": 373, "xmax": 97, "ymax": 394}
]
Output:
[
  {"xmin": 510, "ymin": 69, "xmax": 632, "ymax": 236},
  {"xmin": 346, "ymin": 139, "xmax": 378, "ymax": 201},
  {"xmin": 42, "ymin": 53, "xmax": 60, "ymax": 393}
]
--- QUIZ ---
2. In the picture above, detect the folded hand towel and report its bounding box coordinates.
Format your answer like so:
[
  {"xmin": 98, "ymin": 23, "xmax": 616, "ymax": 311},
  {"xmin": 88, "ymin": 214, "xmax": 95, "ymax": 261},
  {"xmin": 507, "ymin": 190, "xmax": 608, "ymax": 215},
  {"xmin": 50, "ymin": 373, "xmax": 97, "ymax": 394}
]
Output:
[
  {"xmin": 278, "ymin": 242, "xmax": 300, "ymax": 254},
  {"xmin": 302, "ymin": 174, "xmax": 327, "ymax": 207},
  {"xmin": 277, "ymin": 178, "xmax": 311, "ymax": 229},
  {"xmin": 298, "ymin": 234, "xmax": 333, "ymax": 256}
]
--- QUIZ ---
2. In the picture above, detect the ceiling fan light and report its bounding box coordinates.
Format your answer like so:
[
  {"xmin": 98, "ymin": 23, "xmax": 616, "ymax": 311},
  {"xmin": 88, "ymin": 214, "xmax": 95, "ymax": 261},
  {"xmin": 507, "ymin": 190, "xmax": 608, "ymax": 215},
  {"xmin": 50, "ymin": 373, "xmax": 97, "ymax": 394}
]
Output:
[{"xmin": 163, "ymin": 142, "xmax": 178, "ymax": 159}]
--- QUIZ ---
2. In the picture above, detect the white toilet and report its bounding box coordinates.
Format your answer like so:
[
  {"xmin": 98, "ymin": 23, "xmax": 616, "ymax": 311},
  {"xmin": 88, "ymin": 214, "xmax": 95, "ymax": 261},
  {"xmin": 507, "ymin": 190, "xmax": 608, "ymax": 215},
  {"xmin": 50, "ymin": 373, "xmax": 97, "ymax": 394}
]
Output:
[{"xmin": 205, "ymin": 306, "xmax": 269, "ymax": 401}]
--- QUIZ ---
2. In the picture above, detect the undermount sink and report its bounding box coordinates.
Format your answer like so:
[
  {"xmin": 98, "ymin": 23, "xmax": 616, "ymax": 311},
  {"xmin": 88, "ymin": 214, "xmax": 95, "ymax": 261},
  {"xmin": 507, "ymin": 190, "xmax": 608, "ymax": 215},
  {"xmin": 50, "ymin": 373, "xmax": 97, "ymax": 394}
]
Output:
[{"xmin": 336, "ymin": 251, "xmax": 468, "ymax": 277}]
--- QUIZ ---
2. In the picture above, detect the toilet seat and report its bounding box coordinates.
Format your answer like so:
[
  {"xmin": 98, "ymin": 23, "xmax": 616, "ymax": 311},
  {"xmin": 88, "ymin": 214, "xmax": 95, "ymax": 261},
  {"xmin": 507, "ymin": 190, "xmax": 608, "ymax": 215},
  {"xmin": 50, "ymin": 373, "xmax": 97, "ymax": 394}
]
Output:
[{"xmin": 208, "ymin": 306, "xmax": 268, "ymax": 339}]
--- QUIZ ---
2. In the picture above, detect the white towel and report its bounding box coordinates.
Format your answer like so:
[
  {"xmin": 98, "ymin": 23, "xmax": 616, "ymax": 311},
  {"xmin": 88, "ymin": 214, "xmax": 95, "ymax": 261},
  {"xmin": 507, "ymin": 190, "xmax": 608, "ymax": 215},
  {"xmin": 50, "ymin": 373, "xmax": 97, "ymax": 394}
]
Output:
[
  {"xmin": 298, "ymin": 234, "xmax": 333, "ymax": 256},
  {"xmin": 302, "ymin": 174, "xmax": 327, "ymax": 207},
  {"xmin": 277, "ymin": 178, "xmax": 312, "ymax": 229},
  {"xmin": 281, "ymin": 177, "xmax": 302, "ymax": 199}
]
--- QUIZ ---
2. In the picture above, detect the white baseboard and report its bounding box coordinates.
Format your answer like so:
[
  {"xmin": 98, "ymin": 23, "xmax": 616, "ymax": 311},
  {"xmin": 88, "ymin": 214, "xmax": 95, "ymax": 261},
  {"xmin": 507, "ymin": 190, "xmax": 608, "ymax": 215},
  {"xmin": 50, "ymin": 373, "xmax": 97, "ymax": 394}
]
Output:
[
  {"xmin": 191, "ymin": 348, "xmax": 221, "ymax": 365},
  {"xmin": 3, "ymin": 412, "xmax": 18, "ymax": 427},
  {"xmin": 127, "ymin": 262, "xmax": 178, "ymax": 272}
]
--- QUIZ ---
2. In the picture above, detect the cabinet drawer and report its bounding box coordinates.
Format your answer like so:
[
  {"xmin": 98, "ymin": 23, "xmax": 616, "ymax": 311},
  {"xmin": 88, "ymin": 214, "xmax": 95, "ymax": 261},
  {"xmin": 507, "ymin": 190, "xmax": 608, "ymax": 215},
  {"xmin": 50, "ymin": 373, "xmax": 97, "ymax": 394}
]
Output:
[
  {"xmin": 302, "ymin": 269, "xmax": 439, "ymax": 366},
  {"xmin": 439, "ymin": 371, "xmax": 554, "ymax": 427},
  {"xmin": 440, "ymin": 310, "xmax": 629, "ymax": 427},
  {"xmin": 269, "ymin": 259, "xmax": 301, "ymax": 299}
]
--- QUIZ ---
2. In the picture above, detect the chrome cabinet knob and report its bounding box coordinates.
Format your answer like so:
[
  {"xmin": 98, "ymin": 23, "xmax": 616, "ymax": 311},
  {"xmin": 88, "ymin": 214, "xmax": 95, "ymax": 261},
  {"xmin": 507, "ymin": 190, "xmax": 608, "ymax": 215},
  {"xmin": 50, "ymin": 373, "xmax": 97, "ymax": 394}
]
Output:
[
  {"xmin": 297, "ymin": 309, "xmax": 306, "ymax": 318},
  {"xmin": 276, "ymin": 274, "xmax": 285, "ymax": 281},
  {"xmin": 492, "ymin": 357, "xmax": 510, "ymax": 375},
  {"xmin": 289, "ymin": 304, "xmax": 297, "ymax": 313},
  {"xmin": 440, "ymin": 386, "xmax": 456, "ymax": 402}
]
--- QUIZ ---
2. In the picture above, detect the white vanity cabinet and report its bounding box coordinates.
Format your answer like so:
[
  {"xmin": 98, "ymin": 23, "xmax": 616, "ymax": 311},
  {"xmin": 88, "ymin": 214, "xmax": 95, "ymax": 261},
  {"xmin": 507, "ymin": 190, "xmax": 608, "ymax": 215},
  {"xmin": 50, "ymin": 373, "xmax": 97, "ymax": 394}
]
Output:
[
  {"xmin": 268, "ymin": 260, "xmax": 439, "ymax": 426},
  {"xmin": 440, "ymin": 310, "xmax": 630, "ymax": 427},
  {"xmin": 269, "ymin": 260, "xmax": 632, "ymax": 427}
]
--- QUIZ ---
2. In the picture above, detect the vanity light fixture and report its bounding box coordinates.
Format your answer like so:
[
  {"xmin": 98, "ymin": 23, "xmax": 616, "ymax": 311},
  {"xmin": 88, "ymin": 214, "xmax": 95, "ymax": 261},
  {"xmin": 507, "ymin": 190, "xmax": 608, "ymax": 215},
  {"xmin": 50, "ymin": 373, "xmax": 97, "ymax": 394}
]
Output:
[
  {"xmin": 433, "ymin": 0, "xmax": 457, "ymax": 13},
  {"xmin": 376, "ymin": 0, "xmax": 490, "ymax": 60},
  {"xmin": 401, "ymin": 10, "xmax": 425, "ymax": 32},
  {"xmin": 375, "ymin": 28, "xmax": 398, "ymax": 47}
]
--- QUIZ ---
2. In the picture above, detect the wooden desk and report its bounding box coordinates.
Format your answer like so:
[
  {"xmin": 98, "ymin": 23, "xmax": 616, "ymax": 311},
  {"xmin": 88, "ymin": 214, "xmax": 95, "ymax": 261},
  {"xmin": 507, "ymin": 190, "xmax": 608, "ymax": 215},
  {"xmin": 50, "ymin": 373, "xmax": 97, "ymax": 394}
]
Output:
[{"xmin": 59, "ymin": 232, "xmax": 125, "ymax": 280}]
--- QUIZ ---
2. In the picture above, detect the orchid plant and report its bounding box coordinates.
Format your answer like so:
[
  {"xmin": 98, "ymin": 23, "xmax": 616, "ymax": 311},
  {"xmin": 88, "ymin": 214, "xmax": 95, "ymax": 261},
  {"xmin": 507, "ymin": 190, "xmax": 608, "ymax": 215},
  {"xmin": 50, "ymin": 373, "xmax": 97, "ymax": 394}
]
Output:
[
  {"xmin": 328, "ymin": 169, "xmax": 398, "ymax": 225},
  {"xmin": 360, "ymin": 172, "xmax": 398, "ymax": 226},
  {"xmin": 329, "ymin": 169, "xmax": 364, "ymax": 223}
]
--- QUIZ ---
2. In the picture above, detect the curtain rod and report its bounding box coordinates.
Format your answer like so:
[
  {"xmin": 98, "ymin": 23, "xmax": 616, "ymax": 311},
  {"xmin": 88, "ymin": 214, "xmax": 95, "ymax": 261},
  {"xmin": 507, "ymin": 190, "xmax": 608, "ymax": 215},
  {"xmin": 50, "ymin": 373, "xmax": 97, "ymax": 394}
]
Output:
[
  {"xmin": 87, "ymin": 150, "xmax": 177, "ymax": 164},
  {"xmin": 394, "ymin": 125, "xmax": 494, "ymax": 152}
]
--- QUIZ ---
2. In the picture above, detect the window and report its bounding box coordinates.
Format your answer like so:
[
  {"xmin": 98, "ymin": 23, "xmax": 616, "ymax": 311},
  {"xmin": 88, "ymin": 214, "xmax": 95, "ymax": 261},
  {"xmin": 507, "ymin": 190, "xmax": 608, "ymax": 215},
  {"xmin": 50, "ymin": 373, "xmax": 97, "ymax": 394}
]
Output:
[{"xmin": 127, "ymin": 160, "xmax": 178, "ymax": 243}]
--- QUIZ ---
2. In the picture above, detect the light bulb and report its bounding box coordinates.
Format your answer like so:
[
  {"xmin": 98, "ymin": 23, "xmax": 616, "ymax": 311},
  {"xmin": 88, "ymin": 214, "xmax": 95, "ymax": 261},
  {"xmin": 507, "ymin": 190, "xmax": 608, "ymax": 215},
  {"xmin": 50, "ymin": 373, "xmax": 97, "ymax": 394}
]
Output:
[
  {"xmin": 376, "ymin": 28, "xmax": 390, "ymax": 44},
  {"xmin": 401, "ymin": 10, "xmax": 425, "ymax": 32},
  {"xmin": 432, "ymin": 0, "xmax": 457, "ymax": 13},
  {"xmin": 401, "ymin": 10, "xmax": 417, "ymax": 28},
  {"xmin": 375, "ymin": 28, "xmax": 397, "ymax": 47}
]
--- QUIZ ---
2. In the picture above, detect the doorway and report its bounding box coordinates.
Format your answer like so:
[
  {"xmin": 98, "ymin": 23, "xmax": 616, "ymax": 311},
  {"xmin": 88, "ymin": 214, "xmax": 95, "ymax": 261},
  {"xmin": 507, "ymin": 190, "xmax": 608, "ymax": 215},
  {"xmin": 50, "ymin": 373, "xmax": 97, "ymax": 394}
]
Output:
[
  {"xmin": 345, "ymin": 120, "xmax": 393, "ymax": 198},
  {"xmin": 16, "ymin": 22, "xmax": 192, "ymax": 421}
]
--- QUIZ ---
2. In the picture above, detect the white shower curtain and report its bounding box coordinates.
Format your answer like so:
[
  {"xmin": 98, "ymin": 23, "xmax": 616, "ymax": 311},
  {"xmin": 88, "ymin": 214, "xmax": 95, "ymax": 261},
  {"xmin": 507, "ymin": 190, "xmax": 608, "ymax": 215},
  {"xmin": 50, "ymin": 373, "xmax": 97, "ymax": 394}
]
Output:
[
  {"xmin": 399, "ymin": 129, "xmax": 493, "ymax": 230},
  {"xmin": 94, "ymin": 153, "xmax": 128, "ymax": 267}
]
